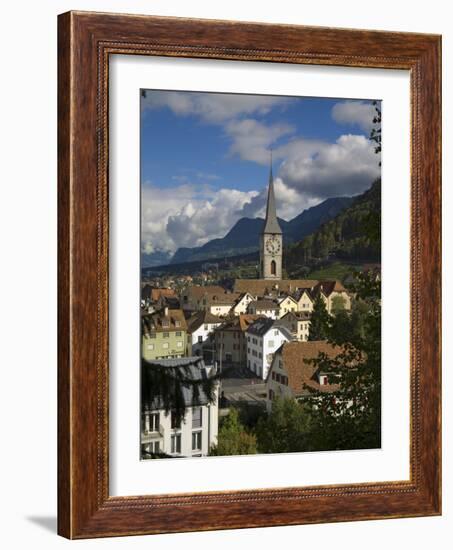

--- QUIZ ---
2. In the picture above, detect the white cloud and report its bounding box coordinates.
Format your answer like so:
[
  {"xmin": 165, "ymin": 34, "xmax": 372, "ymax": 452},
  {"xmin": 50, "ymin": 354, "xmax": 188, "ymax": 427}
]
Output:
[
  {"xmin": 141, "ymin": 182, "xmax": 258, "ymax": 253},
  {"xmin": 141, "ymin": 132, "xmax": 379, "ymax": 254},
  {"xmin": 226, "ymin": 119, "xmax": 294, "ymax": 164},
  {"xmin": 331, "ymin": 100, "xmax": 378, "ymax": 133},
  {"xmin": 278, "ymin": 134, "xmax": 380, "ymax": 201},
  {"xmin": 142, "ymin": 91, "xmax": 291, "ymax": 123}
]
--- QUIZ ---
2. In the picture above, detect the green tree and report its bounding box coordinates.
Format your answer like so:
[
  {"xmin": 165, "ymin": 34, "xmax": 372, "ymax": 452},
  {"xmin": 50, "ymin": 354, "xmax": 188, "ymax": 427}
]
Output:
[
  {"xmin": 305, "ymin": 271, "xmax": 381, "ymax": 451},
  {"xmin": 209, "ymin": 408, "xmax": 257, "ymax": 456},
  {"xmin": 256, "ymin": 397, "xmax": 313, "ymax": 453},
  {"xmin": 370, "ymin": 100, "xmax": 382, "ymax": 159},
  {"xmin": 308, "ymin": 295, "xmax": 331, "ymax": 340},
  {"xmin": 331, "ymin": 294, "xmax": 346, "ymax": 314}
]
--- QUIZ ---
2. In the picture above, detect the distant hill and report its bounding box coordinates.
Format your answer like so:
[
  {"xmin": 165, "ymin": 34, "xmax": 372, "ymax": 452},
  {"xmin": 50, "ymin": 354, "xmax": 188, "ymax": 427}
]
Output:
[
  {"xmin": 286, "ymin": 179, "xmax": 381, "ymax": 275},
  {"xmin": 169, "ymin": 196, "xmax": 353, "ymax": 265},
  {"xmin": 141, "ymin": 249, "xmax": 173, "ymax": 268}
]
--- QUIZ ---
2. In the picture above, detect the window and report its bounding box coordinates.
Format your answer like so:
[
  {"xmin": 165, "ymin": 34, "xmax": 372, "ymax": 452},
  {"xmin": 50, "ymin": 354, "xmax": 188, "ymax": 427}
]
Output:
[
  {"xmin": 269, "ymin": 389, "xmax": 275, "ymax": 400},
  {"xmin": 145, "ymin": 412, "xmax": 159, "ymax": 433},
  {"xmin": 175, "ymin": 320, "xmax": 181, "ymax": 327},
  {"xmin": 147, "ymin": 343, "xmax": 154, "ymax": 351},
  {"xmin": 268, "ymin": 340, "xmax": 274, "ymax": 347},
  {"xmin": 274, "ymin": 330, "xmax": 279, "ymax": 336},
  {"xmin": 272, "ymin": 372, "xmax": 276, "ymax": 380},
  {"xmin": 192, "ymin": 407, "xmax": 202, "ymax": 429},
  {"xmin": 204, "ymin": 324, "xmax": 209, "ymax": 330},
  {"xmin": 270, "ymin": 260, "xmax": 276, "ymax": 275},
  {"xmin": 171, "ymin": 411, "xmax": 181, "ymax": 430},
  {"xmin": 198, "ymin": 335, "xmax": 203, "ymax": 343},
  {"xmin": 150, "ymin": 441, "xmax": 160, "ymax": 454},
  {"xmin": 163, "ymin": 332, "xmax": 169, "ymax": 338},
  {"xmin": 192, "ymin": 431, "xmax": 202, "ymax": 451},
  {"xmin": 149, "ymin": 332, "xmax": 156, "ymax": 339},
  {"xmin": 176, "ymin": 341, "xmax": 183, "ymax": 348},
  {"xmin": 176, "ymin": 331, "xmax": 182, "ymax": 336},
  {"xmin": 163, "ymin": 342, "xmax": 169, "ymax": 349},
  {"xmin": 171, "ymin": 434, "xmax": 181, "ymax": 454}
]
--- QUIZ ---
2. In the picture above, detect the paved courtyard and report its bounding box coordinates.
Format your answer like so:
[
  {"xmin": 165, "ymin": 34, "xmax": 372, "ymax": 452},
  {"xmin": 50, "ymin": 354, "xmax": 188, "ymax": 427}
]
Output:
[{"xmin": 219, "ymin": 364, "xmax": 267, "ymax": 406}]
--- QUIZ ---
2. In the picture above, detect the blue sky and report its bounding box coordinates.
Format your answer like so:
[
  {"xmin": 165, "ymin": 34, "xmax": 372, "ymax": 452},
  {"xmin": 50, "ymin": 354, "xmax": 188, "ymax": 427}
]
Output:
[{"xmin": 140, "ymin": 91, "xmax": 381, "ymax": 254}]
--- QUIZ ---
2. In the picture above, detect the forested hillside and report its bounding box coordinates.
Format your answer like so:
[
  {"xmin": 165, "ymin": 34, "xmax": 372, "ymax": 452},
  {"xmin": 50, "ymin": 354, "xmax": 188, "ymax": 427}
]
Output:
[{"xmin": 286, "ymin": 179, "xmax": 381, "ymax": 274}]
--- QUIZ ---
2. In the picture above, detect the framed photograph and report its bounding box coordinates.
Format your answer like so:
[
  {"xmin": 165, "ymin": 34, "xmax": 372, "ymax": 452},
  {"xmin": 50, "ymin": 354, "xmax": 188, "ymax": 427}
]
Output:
[{"xmin": 58, "ymin": 11, "xmax": 441, "ymax": 538}]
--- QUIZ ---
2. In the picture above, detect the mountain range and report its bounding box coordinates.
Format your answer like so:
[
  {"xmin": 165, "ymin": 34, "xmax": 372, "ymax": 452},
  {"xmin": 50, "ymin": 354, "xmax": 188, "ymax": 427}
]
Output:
[{"xmin": 141, "ymin": 196, "xmax": 353, "ymax": 268}]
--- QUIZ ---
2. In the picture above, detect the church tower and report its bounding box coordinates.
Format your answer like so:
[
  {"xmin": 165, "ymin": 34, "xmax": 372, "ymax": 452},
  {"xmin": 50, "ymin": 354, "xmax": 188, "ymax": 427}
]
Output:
[{"xmin": 260, "ymin": 155, "xmax": 283, "ymax": 280}]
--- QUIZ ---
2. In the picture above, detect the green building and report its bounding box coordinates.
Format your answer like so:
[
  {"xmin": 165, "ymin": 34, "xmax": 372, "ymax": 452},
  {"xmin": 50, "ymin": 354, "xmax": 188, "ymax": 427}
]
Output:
[{"xmin": 142, "ymin": 307, "xmax": 190, "ymax": 360}]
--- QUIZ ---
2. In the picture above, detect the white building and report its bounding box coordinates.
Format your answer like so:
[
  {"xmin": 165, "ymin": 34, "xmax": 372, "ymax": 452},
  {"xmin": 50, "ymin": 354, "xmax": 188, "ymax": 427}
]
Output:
[
  {"xmin": 187, "ymin": 310, "xmax": 223, "ymax": 357},
  {"xmin": 141, "ymin": 357, "xmax": 219, "ymax": 458},
  {"xmin": 277, "ymin": 295, "xmax": 299, "ymax": 318},
  {"xmin": 246, "ymin": 318, "xmax": 293, "ymax": 379},
  {"xmin": 231, "ymin": 292, "xmax": 256, "ymax": 315},
  {"xmin": 279, "ymin": 311, "xmax": 311, "ymax": 341},
  {"xmin": 247, "ymin": 299, "xmax": 279, "ymax": 320}
]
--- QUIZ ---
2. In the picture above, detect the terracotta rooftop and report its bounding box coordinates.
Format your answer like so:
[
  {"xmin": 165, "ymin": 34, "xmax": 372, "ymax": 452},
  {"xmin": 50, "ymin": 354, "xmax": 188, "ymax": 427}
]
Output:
[
  {"xmin": 234, "ymin": 279, "xmax": 319, "ymax": 296},
  {"xmin": 314, "ymin": 280, "xmax": 347, "ymax": 296},
  {"xmin": 269, "ymin": 340, "xmax": 343, "ymax": 396},
  {"xmin": 151, "ymin": 287, "xmax": 176, "ymax": 302},
  {"xmin": 184, "ymin": 285, "xmax": 227, "ymax": 299}
]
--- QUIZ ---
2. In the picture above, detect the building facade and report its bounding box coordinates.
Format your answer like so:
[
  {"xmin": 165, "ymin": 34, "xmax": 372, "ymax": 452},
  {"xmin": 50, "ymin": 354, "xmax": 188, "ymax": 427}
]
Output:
[
  {"xmin": 246, "ymin": 318, "xmax": 293, "ymax": 379},
  {"xmin": 187, "ymin": 310, "xmax": 223, "ymax": 358},
  {"xmin": 142, "ymin": 307, "xmax": 189, "ymax": 360},
  {"xmin": 279, "ymin": 311, "xmax": 311, "ymax": 341},
  {"xmin": 277, "ymin": 295, "xmax": 299, "ymax": 318},
  {"xmin": 214, "ymin": 314, "xmax": 262, "ymax": 366},
  {"xmin": 247, "ymin": 299, "xmax": 279, "ymax": 319},
  {"xmin": 141, "ymin": 358, "xmax": 219, "ymax": 458}
]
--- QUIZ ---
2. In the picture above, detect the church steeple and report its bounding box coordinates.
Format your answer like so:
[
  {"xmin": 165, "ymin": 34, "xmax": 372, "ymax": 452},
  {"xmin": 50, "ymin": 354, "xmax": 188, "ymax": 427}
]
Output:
[
  {"xmin": 260, "ymin": 151, "xmax": 283, "ymax": 280},
  {"xmin": 263, "ymin": 150, "xmax": 282, "ymax": 235}
]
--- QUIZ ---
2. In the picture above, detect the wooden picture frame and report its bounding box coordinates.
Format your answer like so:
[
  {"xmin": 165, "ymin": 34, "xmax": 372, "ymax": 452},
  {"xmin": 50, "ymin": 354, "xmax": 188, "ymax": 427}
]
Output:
[{"xmin": 58, "ymin": 10, "xmax": 441, "ymax": 539}]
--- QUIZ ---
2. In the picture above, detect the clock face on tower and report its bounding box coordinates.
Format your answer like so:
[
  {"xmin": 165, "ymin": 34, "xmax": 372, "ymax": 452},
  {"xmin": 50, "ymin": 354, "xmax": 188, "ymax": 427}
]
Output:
[{"xmin": 265, "ymin": 235, "xmax": 281, "ymax": 256}]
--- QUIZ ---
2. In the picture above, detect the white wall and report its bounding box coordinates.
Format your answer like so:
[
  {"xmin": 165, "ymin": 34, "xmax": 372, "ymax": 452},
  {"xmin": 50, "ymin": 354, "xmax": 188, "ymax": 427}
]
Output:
[{"xmin": 0, "ymin": 1, "xmax": 451, "ymax": 549}]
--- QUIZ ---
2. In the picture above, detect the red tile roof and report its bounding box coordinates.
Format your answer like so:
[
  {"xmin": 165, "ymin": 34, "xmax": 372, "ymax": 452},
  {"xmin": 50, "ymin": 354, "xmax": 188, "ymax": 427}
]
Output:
[{"xmin": 270, "ymin": 340, "xmax": 343, "ymax": 396}]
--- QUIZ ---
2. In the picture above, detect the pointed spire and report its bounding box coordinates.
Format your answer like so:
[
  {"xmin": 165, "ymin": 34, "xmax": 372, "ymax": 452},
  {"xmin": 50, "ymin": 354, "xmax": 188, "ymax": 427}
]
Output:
[{"xmin": 263, "ymin": 149, "xmax": 282, "ymax": 234}]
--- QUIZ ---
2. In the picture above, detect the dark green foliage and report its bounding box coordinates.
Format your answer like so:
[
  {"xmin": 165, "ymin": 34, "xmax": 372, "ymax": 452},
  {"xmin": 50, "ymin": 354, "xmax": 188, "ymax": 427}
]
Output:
[
  {"xmin": 141, "ymin": 358, "xmax": 219, "ymax": 426},
  {"xmin": 209, "ymin": 408, "xmax": 257, "ymax": 456},
  {"xmin": 304, "ymin": 271, "xmax": 381, "ymax": 451},
  {"xmin": 286, "ymin": 179, "xmax": 381, "ymax": 275},
  {"xmin": 370, "ymin": 100, "xmax": 382, "ymax": 158},
  {"xmin": 308, "ymin": 295, "xmax": 331, "ymax": 341},
  {"xmin": 255, "ymin": 397, "xmax": 313, "ymax": 453}
]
